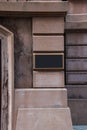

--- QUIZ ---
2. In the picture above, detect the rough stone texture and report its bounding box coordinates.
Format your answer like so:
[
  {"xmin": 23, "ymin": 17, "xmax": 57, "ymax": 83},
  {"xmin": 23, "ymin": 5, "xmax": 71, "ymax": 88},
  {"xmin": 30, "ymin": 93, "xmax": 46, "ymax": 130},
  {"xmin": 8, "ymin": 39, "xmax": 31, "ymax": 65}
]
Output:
[
  {"xmin": 33, "ymin": 36, "xmax": 64, "ymax": 51},
  {"xmin": 0, "ymin": 18, "xmax": 32, "ymax": 88},
  {"xmin": 33, "ymin": 17, "xmax": 64, "ymax": 34},
  {"xmin": 1, "ymin": 37, "xmax": 8, "ymax": 130},
  {"xmin": 69, "ymin": 99, "xmax": 87, "ymax": 125},
  {"xmin": 33, "ymin": 71, "xmax": 64, "ymax": 88},
  {"xmin": 16, "ymin": 108, "xmax": 73, "ymax": 130},
  {"xmin": 0, "ymin": 25, "xmax": 15, "ymax": 130}
]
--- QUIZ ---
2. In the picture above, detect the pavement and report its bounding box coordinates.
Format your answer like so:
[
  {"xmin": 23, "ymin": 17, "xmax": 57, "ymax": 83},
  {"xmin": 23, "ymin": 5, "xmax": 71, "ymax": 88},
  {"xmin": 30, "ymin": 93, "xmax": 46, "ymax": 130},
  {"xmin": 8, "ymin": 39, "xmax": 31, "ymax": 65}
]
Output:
[{"xmin": 73, "ymin": 126, "xmax": 87, "ymax": 130}]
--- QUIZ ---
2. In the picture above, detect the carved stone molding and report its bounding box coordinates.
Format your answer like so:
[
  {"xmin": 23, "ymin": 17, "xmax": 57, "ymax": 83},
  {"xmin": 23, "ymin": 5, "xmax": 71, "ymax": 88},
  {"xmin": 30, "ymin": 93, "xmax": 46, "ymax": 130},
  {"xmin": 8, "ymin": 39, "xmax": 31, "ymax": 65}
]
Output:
[{"xmin": 0, "ymin": 25, "xmax": 14, "ymax": 130}]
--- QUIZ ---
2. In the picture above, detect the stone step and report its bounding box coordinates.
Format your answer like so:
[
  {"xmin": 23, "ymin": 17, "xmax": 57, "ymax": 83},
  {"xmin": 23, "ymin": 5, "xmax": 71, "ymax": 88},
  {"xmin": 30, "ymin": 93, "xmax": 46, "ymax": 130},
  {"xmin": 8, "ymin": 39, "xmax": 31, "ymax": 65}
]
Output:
[
  {"xmin": 15, "ymin": 88, "xmax": 67, "ymax": 108},
  {"xmin": 16, "ymin": 108, "xmax": 73, "ymax": 130}
]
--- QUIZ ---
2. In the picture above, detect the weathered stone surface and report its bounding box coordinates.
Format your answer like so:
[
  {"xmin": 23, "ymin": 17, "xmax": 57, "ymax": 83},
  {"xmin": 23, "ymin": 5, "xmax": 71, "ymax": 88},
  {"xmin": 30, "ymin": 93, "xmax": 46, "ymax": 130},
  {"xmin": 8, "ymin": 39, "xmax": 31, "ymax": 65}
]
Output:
[
  {"xmin": 32, "ymin": 0, "xmax": 62, "ymax": 1},
  {"xmin": 14, "ymin": 89, "xmax": 67, "ymax": 130},
  {"xmin": 66, "ymin": 72, "xmax": 87, "ymax": 84},
  {"xmin": 66, "ymin": 59, "xmax": 87, "ymax": 71},
  {"xmin": 0, "ymin": 0, "xmax": 7, "ymax": 1},
  {"xmin": 69, "ymin": 99, "xmax": 87, "ymax": 125},
  {"xmin": 15, "ymin": 89, "xmax": 67, "ymax": 108},
  {"xmin": 33, "ymin": 71, "xmax": 64, "ymax": 87},
  {"xmin": 1, "ymin": 36, "xmax": 8, "ymax": 130},
  {"xmin": 0, "ymin": 18, "xmax": 32, "ymax": 88},
  {"xmin": 66, "ymin": 85, "xmax": 87, "ymax": 99},
  {"xmin": 66, "ymin": 33, "xmax": 87, "ymax": 45},
  {"xmin": 66, "ymin": 21, "xmax": 87, "ymax": 30},
  {"xmin": 33, "ymin": 17, "xmax": 64, "ymax": 34},
  {"xmin": 33, "ymin": 36, "xmax": 64, "ymax": 51},
  {"xmin": 0, "ymin": 2, "xmax": 68, "ymax": 16},
  {"xmin": 68, "ymin": 0, "xmax": 87, "ymax": 14},
  {"xmin": 0, "ymin": 0, "xmax": 62, "ymax": 2},
  {"xmin": 16, "ymin": 108, "xmax": 73, "ymax": 130},
  {"xmin": 6, "ymin": 0, "xmax": 16, "ymax": 1},
  {"xmin": 66, "ymin": 14, "xmax": 87, "ymax": 22},
  {"xmin": 66, "ymin": 46, "xmax": 87, "ymax": 58},
  {"xmin": 0, "ymin": 25, "xmax": 14, "ymax": 130}
]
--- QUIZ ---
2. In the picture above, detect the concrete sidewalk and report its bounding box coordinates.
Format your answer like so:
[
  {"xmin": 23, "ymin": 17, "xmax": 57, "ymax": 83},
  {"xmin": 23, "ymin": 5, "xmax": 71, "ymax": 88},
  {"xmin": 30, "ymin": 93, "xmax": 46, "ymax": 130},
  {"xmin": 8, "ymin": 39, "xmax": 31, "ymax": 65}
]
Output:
[{"xmin": 73, "ymin": 126, "xmax": 87, "ymax": 130}]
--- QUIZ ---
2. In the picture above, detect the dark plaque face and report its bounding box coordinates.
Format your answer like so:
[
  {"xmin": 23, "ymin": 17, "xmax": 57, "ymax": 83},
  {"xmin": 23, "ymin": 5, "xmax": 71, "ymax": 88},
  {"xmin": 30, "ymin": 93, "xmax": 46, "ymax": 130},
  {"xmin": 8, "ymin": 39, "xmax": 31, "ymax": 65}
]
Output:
[{"xmin": 33, "ymin": 53, "xmax": 64, "ymax": 70}]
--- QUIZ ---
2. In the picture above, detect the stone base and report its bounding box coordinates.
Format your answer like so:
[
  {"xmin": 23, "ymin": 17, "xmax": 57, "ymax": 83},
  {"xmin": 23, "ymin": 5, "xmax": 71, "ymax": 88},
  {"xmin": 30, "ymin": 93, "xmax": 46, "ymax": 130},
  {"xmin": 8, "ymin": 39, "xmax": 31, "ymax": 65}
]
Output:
[{"xmin": 16, "ymin": 108, "xmax": 73, "ymax": 130}]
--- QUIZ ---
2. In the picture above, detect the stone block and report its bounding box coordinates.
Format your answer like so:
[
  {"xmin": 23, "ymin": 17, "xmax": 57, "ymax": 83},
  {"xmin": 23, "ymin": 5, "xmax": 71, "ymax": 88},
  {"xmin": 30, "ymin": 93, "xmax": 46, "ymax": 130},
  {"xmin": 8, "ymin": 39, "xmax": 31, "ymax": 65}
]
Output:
[
  {"xmin": 68, "ymin": 0, "xmax": 87, "ymax": 14},
  {"xmin": 32, "ymin": 0, "xmax": 62, "ymax": 1},
  {"xmin": 65, "ymin": 22, "xmax": 87, "ymax": 30},
  {"xmin": 66, "ymin": 59, "xmax": 87, "ymax": 71},
  {"xmin": 66, "ymin": 46, "xmax": 87, "ymax": 58},
  {"xmin": 33, "ymin": 36, "xmax": 64, "ymax": 51},
  {"xmin": 67, "ymin": 86, "xmax": 87, "ymax": 99},
  {"xmin": 66, "ymin": 14, "xmax": 87, "ymax": 22},
  {"xmin": 15, "ymin": 89, "xmax": 67, "ymax": 108},
  {"xmin": 69, "ymin": 99, "xmax": 87, "ymax": 124},
  {"xmin": 33, "ymin": 17, "xmax": 64, "ymax": 34},
  {"xmin": 66, "ymin": 72, "xmax": 87, "ymax": 84},
  {"xmin": 16, "ymin": 108, "xmax": 73, "ymax": 130},
  {"xmin": 0, "ymin": 2, "xmax": 68, "ymax": 16},
  {"xmin": 14, "ymin": 89, "xmax": 67, "ymax": 130},
  {"xmin": 33, "ymin": 71, "xmax": 64, "ymax": 87},
  {"xmin": 66, "ymin": 33, "xmax": 87, "ymax": 45},
  {"xmin": 0, "ymin": 0, "xmax": 7, "ymax": 1}
]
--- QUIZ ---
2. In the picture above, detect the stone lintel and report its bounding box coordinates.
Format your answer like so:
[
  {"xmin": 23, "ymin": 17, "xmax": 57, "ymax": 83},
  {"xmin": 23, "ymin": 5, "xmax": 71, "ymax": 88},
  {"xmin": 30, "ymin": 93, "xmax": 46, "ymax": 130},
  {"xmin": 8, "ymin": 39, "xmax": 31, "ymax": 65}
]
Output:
[{"xmin": 0, "ymin": 1, "xmax": 68, "ymax": 16}]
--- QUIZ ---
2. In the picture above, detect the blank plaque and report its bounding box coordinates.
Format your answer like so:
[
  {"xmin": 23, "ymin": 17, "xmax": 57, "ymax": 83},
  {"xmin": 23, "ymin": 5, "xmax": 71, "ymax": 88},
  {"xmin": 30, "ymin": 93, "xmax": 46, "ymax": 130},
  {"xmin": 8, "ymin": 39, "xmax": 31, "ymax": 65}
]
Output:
[{"xmin": 33, "ymin": 53, "xmax": 64, "ymax": 70}]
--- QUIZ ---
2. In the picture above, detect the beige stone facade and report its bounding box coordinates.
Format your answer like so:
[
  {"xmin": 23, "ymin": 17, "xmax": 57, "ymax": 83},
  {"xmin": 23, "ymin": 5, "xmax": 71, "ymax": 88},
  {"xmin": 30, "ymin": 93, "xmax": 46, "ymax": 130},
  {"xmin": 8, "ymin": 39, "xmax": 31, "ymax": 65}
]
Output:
[
  {"xmin": 1, "ymin": 0, "xmax": 87, "ymax": 130},
  {"xmin": 0, "ymin": 1, "xmax": 72, "ymax": 130}
]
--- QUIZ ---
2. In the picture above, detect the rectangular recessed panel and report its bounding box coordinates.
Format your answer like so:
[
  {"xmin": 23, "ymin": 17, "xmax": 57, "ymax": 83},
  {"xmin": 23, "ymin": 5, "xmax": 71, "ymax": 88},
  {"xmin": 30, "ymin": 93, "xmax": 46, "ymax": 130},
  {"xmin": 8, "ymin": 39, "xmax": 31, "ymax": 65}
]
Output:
[{"xmin": 33, "ymin": 53, "xmax": 64, "ymax": 70}]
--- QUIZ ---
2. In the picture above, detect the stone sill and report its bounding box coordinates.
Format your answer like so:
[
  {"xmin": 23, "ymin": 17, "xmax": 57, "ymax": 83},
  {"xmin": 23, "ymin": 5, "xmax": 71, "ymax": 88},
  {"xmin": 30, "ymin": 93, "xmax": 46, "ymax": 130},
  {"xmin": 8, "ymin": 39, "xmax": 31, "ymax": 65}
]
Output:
[{"xmin": 0, "ymin": 1, "xmax": 68, "ymax": 16}]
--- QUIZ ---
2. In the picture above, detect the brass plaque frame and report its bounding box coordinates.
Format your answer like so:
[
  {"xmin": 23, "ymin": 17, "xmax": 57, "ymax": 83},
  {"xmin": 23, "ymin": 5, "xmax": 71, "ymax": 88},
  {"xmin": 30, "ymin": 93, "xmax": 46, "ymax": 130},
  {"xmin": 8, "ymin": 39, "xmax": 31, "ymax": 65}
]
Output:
[{"xmin": 33, "ymin": 53, "xmax": 64, "ymax": 70}]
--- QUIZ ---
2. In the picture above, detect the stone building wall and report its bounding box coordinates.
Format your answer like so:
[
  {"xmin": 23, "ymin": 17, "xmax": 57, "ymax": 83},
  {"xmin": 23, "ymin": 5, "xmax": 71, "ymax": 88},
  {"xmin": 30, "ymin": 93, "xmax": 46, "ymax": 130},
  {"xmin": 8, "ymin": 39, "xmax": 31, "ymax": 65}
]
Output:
[
  {"xmin": 65, "ymin": 0, "xmax": 87, "ymax": 124},
  {"xmin": 0, "ymin": 0, "xmax": 87, "ymax": 128}
]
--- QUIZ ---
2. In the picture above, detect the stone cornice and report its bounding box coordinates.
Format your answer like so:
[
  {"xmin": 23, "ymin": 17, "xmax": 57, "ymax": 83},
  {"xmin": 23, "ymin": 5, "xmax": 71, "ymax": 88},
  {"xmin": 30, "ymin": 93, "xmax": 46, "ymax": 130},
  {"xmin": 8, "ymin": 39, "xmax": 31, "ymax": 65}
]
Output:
[{"xmin": 0, "ymin": 1, "xmax": 68, "ymax": 17}]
